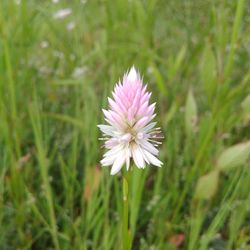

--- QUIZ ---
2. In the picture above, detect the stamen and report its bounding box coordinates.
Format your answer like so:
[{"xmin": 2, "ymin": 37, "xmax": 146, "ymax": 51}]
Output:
[
  {"xmin": 99, "ymin": 137, "xmax": 109, "ymax": 141},
  {"xmin": 149, "ymin": 135, "xmax": 164, "ymax": 139},
  {"xmin": 148, "ymin": 130, "xmax": 162, "ymax": 135},
  {"xmin": 148, "ymin": 139, "xmax": 162, "ymax": 144}
]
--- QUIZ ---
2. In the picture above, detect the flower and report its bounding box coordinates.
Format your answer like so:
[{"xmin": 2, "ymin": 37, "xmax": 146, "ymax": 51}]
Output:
[
  {"xmin": 53, "ymin": 8, "xmax": 72, "ymax": 19},
  {"xmin": 98, "ymin": 66, "xmax": 163, "ymax": 175}
]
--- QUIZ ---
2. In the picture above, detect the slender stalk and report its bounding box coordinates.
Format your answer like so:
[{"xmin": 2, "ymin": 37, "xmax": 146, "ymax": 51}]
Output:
[
  {"xmin": 29, "ymin": 103, "xmax": 60, "ymax": 250},
  {"xmin": 224, "ymin": 0, "xmax": 244, "ymax": 80},
  {"xmin": 122, "ymin": 169, "xmax": 131, "ymax": 250}
]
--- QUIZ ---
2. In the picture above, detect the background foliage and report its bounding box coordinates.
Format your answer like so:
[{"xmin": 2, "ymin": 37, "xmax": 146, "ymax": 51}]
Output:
[{"xmin": 0, "ymin": 0, "xmax": 250, "ymax": 249}]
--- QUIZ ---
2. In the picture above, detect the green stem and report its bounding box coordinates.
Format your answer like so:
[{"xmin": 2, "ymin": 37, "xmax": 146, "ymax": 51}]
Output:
[{"xmin": 122, "ymin": 170, "xmax": 131, "ymax": 250}]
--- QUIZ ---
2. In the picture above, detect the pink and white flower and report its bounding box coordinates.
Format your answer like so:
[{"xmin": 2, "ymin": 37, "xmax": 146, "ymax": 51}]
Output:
[{"xmin": 98, "ymin": 67, "xmax": 163, "ymax": 175}]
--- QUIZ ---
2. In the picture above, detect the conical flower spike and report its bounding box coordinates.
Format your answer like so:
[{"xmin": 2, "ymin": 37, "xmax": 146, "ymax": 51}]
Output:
[{"xmin": 98, "ymin": 66, "xmax": 163, "ymax": 175}]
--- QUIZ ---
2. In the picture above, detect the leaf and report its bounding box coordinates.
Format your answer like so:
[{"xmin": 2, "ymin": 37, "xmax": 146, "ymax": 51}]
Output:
[
  {"xmin": 241, "ymin": 94, "xmax": 250, "ymax": 122},
  {"xmin": 195, "ymin": 170, "xmax": 219, "ymax": 200},
  {"xmin": 174, "ymin": 46, "xmax": 186, "ymax": 72},
  {"xmin": 84, "ymin": 166, "xmax": 102, "ymax": 201},
  {"xmin": 43, "ymin": 112, "xmax": 84, "ymax": 128},
  {"xmin": 217, "ymin": 141, "xmax": 250, "ymax": 172},
  {"xmin": 241, "ymin": 94, "xmax": 250, "ymax": 113},
  {"xmin": 123, "ymin": 176, "xmax": 129, "ymax": 200},
  {"xmin": 185, "ymin": 89, "xmax": 198, "ymax": 136},
  {"xmin": 168, "ymin": 45, "xmax": 186, "ymax": 80},
  {"xmin": 164, "ymin": 101, "xmax": 178, "ymax": 125},
  {"xmin": 200, "ymin": 44, "xmax": 216, "ymax": 100},
  {"xmin": 150, "ymin": 63, "xmax": 167, "ymax": 95}
]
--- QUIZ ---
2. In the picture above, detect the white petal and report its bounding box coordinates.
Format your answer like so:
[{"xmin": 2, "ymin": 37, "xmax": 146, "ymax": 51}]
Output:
[
  {"xmin": 101, "ymin": 144, "xmax": 124, "ymax": 166},
  {"xmin": 125, "ymin": 147, "xmax": 131, "ymax": 170},
  {"xmin": 140, "ymin": 122, "xmax": 156, "ymax": 133},
  {"xmin": 148, "ymin": 113, "xmax": 156, "ymax": 122},
  {"xmin": 111, "ymin": 153, "xmax": 125, "ymax": 175},
  {"xmin": 139, "ymin": 148, "xmax": 150, "ymax": 164},
  {"xmin": 139, "ymin": 140, "xmax": 159, "ymax": 155},
  {"xmin": 127, "ymin": 66, "xmax": 137, "ymax": 81},
  {"xmin": 138, "ymin": 146, "xmax": 149, "ymax": 168},
  {"xmin": 105, "ymin": 138, "xmax": 119, "ymax": 149},
  {"xmin": 104, "ymin": 144, "xmax": 124, "ymax": 157},
  {"xmin": 143, "ymin": 150, "xmax": 163, "ymax": 167},
  {"xmin": 134, "ymin": 116, "xmax": 149, "ymax": 130},
  {"xmin": 101, "ymin": 155, "xmax": 116, "ymax": 166},
  {"xmin": 132, "ymin": 144, "xmax": 145, "ymax": 169},
  {"xmin": 97, "ymin": 124, "xmax": 116, "ymax": 136}
]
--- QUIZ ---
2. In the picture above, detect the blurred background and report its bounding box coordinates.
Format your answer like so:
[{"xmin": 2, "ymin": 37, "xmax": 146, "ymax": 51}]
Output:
[{"xmin": 0, "ymin": 0, "xmax": 250, "ymax": 249}]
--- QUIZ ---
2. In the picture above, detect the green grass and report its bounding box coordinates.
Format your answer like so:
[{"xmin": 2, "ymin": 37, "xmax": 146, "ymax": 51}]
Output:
[{"xmin": 0, "ymin": 0, "xmax": 250, "ymax": 249}]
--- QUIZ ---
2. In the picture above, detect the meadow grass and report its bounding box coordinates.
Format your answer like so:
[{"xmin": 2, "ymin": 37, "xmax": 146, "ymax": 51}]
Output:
[{"xmin": 0, "ymin": 0, "xmax": 250, "ymax": 249}]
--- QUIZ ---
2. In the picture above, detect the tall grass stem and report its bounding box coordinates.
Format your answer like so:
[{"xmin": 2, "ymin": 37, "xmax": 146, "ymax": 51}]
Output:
[{"xmin": 123, "ymin": 170, "xmax": 131, "ymax": 250}]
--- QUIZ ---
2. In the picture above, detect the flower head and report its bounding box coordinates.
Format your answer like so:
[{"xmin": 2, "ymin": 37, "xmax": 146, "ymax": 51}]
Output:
[{"xmin": 98, "ymin": 67, "xmax": 163, "ymax": 175}]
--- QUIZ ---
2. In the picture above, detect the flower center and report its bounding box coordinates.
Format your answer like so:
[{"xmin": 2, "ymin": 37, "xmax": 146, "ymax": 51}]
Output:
[
  {"xmin": 120, "ymin": 133, "xmax": 132, "ymax": 143},
  {"xmin": 119, "ymin": 129, "xmax": 144, "ymax": 144}
]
